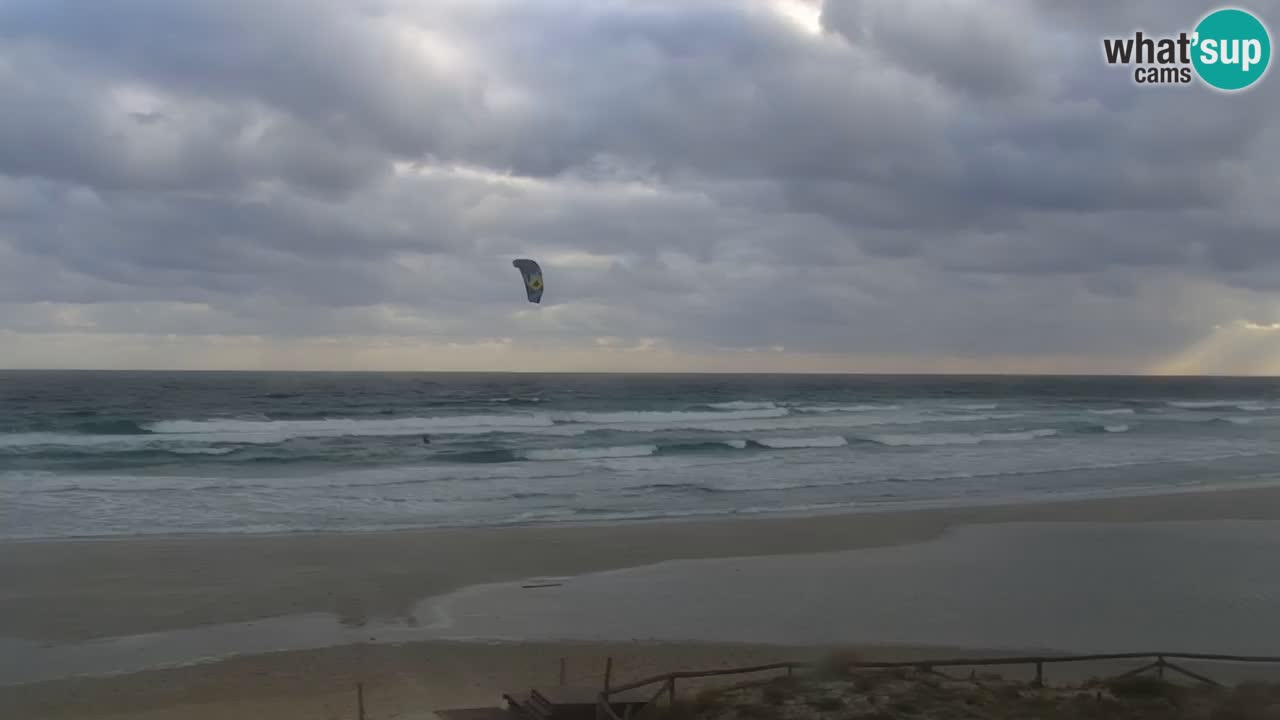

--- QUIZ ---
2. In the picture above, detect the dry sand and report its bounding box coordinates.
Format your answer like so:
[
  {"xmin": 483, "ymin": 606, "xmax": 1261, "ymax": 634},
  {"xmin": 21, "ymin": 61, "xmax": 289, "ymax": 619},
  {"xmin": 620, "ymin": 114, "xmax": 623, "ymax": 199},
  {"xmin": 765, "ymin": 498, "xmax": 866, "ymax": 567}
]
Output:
[
  {"xmin": 5, "ymin": 485, "xmax": 1280, "ymax": 719},
  {"xmin": 1, "ymin": 640, "xmax": 991, "ymax": 720}
]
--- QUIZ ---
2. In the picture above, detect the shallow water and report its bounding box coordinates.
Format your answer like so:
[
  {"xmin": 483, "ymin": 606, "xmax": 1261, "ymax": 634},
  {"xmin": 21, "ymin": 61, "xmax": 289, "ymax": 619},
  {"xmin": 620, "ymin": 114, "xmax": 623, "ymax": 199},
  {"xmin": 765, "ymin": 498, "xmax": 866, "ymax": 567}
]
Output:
[{"xmin": 421, "ymin": 520, "xmax": 1280, "ymax": 654}]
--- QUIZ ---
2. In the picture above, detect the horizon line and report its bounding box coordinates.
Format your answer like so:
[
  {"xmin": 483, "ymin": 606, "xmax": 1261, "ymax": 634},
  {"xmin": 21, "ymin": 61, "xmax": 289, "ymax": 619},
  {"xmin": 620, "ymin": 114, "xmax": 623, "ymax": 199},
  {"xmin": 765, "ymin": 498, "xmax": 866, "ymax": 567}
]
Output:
[{"xmin": 1, "ymin": 368, "xmax": 1277, "ymax": 380}]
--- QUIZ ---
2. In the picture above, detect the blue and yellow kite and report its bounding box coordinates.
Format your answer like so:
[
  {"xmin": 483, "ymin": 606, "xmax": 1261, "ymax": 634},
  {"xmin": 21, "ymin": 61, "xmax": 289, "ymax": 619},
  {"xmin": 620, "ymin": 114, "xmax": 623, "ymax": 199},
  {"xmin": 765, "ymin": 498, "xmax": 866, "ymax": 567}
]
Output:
[{"xmin": 512, "ymin": 258, "xmax": 544, "ymax": 304}]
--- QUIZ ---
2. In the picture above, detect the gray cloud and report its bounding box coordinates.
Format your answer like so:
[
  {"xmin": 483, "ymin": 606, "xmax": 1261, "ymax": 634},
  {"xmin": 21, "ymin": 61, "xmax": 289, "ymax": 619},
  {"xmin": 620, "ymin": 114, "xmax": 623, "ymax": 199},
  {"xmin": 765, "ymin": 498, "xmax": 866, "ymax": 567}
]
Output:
[
  {"xmin": 0, "ymin": 0, "xmax": 1278, "ymax": 371},
  {"xmin": 820, "ymin": 0, "xmax": 1047, "ymax": 100}
]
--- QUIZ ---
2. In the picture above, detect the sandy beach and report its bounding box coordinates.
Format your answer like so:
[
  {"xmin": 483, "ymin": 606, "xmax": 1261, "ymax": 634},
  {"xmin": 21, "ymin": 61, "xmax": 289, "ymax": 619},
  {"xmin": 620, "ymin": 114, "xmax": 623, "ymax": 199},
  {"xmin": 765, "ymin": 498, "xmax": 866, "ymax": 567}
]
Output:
[
  {"xmin": 8, "ymin": 485, "xmax": 1280, "ymax": 643},
  {"xmin": 6, "ymin": 484, "xmax": 1280, "ymax": 718},
  {"xmin": 3, "ymin": 640, "xmax": 1056, "ymax": 720}
]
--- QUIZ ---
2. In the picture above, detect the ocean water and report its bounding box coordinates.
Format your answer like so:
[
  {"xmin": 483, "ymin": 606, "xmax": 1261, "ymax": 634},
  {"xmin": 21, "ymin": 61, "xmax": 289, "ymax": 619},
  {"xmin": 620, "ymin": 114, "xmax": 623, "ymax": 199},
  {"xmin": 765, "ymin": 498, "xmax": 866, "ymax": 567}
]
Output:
[{"xmin": 1, "ymin": 371, "xmax": 1278, "ymax": 540}]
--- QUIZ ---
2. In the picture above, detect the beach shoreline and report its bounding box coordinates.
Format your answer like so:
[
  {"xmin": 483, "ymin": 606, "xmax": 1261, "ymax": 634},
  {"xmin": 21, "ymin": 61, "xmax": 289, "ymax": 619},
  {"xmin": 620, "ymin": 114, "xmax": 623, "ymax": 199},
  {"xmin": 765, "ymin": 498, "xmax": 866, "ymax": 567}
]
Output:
[
  {"xmin": 6, "ymin": 483, "xmax": 1280, "ymax": 717},
  {"xmin": 6, "ymin": 482, "xmax": 1280, "ymax": 645},
  {"xmin": 9, "ymin": 475, "xmax": 1278, "ymax": 547}
]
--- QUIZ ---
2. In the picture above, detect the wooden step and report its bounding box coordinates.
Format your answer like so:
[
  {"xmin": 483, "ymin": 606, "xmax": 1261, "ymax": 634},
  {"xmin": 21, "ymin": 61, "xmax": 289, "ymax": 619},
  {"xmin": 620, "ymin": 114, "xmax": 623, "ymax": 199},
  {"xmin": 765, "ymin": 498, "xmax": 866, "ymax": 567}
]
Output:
[
  {"xmin": 528, "ymin": 691, "xmax": 555, "ymax": 714},
  {"xmin": 506, "ymin": 692, "xmax": 554, "ymax": 720}
]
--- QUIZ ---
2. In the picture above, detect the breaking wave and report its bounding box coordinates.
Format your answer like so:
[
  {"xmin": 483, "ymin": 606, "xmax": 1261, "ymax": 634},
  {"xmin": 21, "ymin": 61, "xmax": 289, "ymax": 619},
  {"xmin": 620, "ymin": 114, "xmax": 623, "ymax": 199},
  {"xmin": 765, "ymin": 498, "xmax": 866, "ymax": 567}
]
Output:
[
  {"xmin": 146, "ymin": 415, "xmax": 558, "ymax": 444},
  {"xmin": 1168, "ymin": 401, "xmax": 1266, "ymax": 411},
  {"xmin": 522, "ymin": 445, "xmax": 659, "ymax": 461},
  {"xmin": 792, "ymin": 404, "xmax": 900, "ymax": 413},
  {"xmin": 753, "ymin": 435, "xmax": 849, "ymax": 449},
  {"xmin": 558, "ymin": 408, "xmax": 789, "ymax": 424},
  {"xmin": 704, "ymin": 401, "xmax": 779, "ymax": 411},
  {"xmin": 866, "ymin": 429, "xmax": 1059, "ymax": 447}
]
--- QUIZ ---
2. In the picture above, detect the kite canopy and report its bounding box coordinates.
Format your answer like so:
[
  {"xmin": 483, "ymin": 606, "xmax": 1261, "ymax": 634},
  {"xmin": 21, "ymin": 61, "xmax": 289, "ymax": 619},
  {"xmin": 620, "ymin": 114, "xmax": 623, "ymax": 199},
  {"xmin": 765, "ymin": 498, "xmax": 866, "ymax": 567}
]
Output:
[{"xmin": 512, "ymin": 258, "xmax": 544, "ymax": 304}]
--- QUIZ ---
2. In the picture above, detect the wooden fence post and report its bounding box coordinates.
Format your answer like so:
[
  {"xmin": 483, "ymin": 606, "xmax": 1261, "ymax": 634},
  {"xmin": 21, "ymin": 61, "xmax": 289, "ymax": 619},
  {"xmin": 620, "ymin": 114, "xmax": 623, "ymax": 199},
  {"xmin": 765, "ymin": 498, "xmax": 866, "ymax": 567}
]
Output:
[
  {"xmin": 357, "ymin": 682, "xmax": 366, "ymax": 720},
  {"xmin": 560, "ymin": 658, "xmax": 568, "ymax": 687},
  {"xmin": 604, "ymin": 657, "xmax": 614, "ymax": 693},
  {"xmin": 667, "ymin": 677, "xmax": 676, "ymax": 706}
]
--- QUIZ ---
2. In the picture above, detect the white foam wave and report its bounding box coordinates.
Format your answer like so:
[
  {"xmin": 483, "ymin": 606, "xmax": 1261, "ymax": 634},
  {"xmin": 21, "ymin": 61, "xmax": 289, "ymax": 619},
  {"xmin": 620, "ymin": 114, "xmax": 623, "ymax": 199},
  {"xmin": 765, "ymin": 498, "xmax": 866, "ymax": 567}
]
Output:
[
  {"xmin": 4, "ymin": 471, "xmax": 248, "ymax": 495},
  {"xmin": 1168, "ymin": 401, "xmax": 1265, "ymax": 411},
  {"xmin": 0, "ymin": 407, "xmax": 1024, "ymax": 451},
  {"xmin": 0, "ymin": 433, "xmax": 246, "ymax": 452},
  {"xmin": 4, "ymin": 462, "xmax": 588, "ymax": 496},
  {"xmin": 793, "ymin": 404, "xmax": 899, "ymax": 413},
  {"xmin": 0, "ymin": 432, "xmax": 129, "ymax": 449},
  {"xmin": 754, "ymin": 435, "xmax": 848, "ymax": 449},
  {"xmin": 597, "ymin": 454, "xmax": 768, "ymax": 473},
  {"xmin": 148, "ymin": 414, "xmax": 556, "ymax": 443},
  {"xmin": 706, "ymin": 401, "xmax": 778, "ymax": 411},
  {"xmin": 1089, "ymin": 408, "xmax": 1135, "ymax": 416},
  {"xmin": 634, "ymin": 411, "xmax": 1020, "ymax": 436},
  {"xmin": 559, "ymin": 408, "xmax": 788, "ymax": 424},
  {"xmin": 723, "ymin": 440, "xmax": 749, "ymax": 449},
  {"xmin": 170, "ymin": 447, "xmax": 239, "ymax": 455},
  {"xmin": 868, "ymin": 429, "xmax": 1059, "ymax": 447},
  {"xmin": 953, "ymin": 403, "xmax": 998, "ymax": 410},
  {"xmin": 522, "ymin": 445, "xmax": 658, "ymax": 461},
  {"xmin": 1103, "ymin": 424, "xmax": 1130, "ymax": 433}
]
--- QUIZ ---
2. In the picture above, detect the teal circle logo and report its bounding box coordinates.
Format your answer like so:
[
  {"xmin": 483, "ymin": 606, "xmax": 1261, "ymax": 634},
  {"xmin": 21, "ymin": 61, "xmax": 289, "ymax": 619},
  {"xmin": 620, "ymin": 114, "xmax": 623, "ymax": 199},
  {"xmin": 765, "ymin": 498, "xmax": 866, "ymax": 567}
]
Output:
[{"xmin": 1192, "ymin": 8, "xmax": 1271, "ymax": 91}]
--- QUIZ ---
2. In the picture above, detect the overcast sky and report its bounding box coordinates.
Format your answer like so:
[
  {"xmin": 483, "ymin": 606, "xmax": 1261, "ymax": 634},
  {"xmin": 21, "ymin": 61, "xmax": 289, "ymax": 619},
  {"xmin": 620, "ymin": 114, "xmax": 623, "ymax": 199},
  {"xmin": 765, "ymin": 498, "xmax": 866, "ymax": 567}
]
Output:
[{"xmin": 1, "ymin": 0, "xmax": 1278, "ymax": 373}]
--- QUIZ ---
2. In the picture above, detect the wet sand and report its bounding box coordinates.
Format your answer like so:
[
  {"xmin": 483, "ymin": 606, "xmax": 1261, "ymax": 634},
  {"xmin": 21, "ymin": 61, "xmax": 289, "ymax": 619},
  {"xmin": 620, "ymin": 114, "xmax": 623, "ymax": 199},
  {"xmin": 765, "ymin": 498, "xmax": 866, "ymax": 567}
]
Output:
[
  {"xmin": 5, "ymin": 484, "xmax": 1280, "ymax": 644},
  {"xmin": 5, "ymin": 485, "xmax": 1280, "ymax": 718},
  {"xmin": 423, "ymin": 520, "xmax": 1280, "ymax": 654}
]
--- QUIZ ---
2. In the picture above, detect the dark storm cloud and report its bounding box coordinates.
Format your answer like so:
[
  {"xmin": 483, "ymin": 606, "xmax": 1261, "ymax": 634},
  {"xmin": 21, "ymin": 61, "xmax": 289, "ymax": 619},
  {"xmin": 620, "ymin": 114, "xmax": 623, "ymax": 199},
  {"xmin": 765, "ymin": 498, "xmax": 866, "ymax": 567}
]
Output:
[{"xmin": 0, "ymin": 0, "xmax": 1277, "ymax": 368}]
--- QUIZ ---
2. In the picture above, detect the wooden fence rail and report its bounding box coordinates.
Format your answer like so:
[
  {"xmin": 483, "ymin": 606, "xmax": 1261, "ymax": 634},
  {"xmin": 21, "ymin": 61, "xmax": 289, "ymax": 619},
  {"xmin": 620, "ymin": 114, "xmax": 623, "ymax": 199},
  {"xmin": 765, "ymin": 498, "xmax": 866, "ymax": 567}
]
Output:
[{"xmin": 594, "ymin": 652, "xmax": 1280, "ymax": 720}]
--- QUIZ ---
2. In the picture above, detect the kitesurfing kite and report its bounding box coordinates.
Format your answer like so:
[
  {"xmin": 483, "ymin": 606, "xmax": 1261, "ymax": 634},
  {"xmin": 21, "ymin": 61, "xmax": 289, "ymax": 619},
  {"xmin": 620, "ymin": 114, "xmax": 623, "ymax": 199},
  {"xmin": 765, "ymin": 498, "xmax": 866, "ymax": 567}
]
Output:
[{"xmin": 512, "ymin": 258, "xmax": 544, "ymax": 304}]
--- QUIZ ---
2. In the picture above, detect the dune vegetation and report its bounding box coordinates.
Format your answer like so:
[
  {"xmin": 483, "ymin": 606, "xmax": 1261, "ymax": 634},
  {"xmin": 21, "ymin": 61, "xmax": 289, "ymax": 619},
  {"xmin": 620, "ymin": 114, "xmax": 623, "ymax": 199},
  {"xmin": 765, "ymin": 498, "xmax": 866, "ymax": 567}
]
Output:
[{"xmin": 647, "ymin": 665, "xmax": 1280, "ymax": 720}]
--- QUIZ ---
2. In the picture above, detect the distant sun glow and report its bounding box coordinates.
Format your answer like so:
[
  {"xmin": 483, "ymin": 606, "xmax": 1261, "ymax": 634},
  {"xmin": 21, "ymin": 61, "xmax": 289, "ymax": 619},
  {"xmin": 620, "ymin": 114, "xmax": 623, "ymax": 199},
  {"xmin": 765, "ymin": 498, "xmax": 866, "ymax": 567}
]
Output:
[
  {"xmin": 769, "ymin": 0, "xmax": 823, "ymax": 36},
  {"xmin": 1149, "ymin": 321, "xmax": 1280, "ymax": 376}
]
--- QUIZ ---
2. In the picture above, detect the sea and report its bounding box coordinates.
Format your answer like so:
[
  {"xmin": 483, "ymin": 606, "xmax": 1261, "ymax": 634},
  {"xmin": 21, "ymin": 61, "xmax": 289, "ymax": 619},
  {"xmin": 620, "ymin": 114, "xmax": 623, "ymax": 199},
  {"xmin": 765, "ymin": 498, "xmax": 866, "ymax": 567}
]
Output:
[{"xmin": 1, "ymin": 371, "xmax": 1278, "ymax": 541}]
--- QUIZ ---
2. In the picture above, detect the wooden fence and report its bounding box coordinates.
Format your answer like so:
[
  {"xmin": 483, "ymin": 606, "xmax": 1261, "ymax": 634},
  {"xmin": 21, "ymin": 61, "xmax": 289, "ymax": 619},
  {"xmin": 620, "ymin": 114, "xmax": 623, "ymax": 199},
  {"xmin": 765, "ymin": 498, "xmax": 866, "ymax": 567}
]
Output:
[{"xmin": 594, "ymin": 652, "xmax": 1280, "ymax": 720}]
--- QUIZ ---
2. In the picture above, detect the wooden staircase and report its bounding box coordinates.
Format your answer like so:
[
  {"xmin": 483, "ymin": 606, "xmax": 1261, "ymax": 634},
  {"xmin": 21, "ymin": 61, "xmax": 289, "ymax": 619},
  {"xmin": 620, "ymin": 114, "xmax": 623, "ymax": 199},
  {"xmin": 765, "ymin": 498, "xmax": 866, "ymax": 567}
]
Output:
[
  {"xmin": 503, "ymin": 690, "xmax": 554, "ymax": 720},
  {"xmin": 502, "ymin": 686, "xmax": 651, "ymax": 720}
]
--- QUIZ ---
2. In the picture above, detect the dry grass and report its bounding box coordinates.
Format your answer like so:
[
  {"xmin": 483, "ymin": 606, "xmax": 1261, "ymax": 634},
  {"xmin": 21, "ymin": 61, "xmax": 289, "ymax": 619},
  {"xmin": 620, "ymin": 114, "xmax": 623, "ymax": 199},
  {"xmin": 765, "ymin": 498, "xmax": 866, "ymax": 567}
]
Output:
[
  {"xmin": 809, "ymin": 650, "xmax": 864, "ymax": 680},
  {"xmin": 636, "ymin": 665, "xmax": 1280, "ymax": 720}
]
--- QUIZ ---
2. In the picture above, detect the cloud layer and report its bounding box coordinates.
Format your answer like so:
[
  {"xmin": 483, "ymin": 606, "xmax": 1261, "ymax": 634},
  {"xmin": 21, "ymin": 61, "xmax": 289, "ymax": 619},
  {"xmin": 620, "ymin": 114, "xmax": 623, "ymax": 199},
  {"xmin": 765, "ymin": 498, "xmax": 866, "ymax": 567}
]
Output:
[{"xmin": 1, "ymin": 0, "xmax": 1278, "ymax": 373}]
